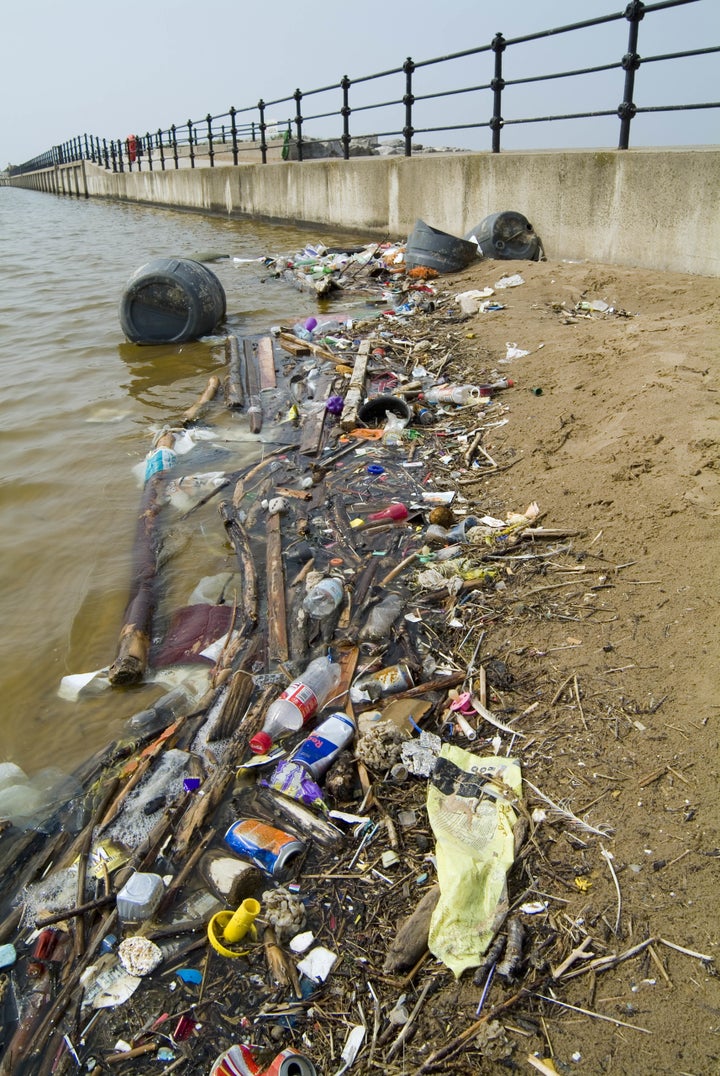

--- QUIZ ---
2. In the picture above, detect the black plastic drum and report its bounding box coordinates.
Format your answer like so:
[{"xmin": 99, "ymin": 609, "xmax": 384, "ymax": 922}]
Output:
[
  {"xmin": 119, "ymin": 257, "xmax": 226, "ymax": 344},
  {"xmin": 464, "ymin": 212, "xmax": 541, "ymax": 260}
]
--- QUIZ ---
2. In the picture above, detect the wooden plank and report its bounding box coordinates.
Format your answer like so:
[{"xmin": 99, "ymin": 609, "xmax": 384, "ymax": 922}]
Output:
[
  {"xmin": 340, "ymin": 339, "xmax": 370, "ymax": 430},
  {"xmin": 278, "ymin": 331, "xmax": 336, "ymax": 362},
  {"xmin": 223, "ymin": 334, "xmax": 245, "ymax": 408},
  {"xmin": 299, "ymin": 373, "xmax": 334, "ymax": 456},
  {"xmin": 243, "ymin": 338, "xmax": 263, "ymax": 434},
  {"xmin": 257, "ymin": 335, "xmax": 277, "ymax": 389},
  {"xmin": 266, "ymin": 513, "xmax": 288, "ymax": 664}
]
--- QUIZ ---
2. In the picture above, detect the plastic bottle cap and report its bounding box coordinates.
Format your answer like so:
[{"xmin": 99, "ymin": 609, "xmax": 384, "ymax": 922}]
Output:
[{"xmin": 249, "ymin": 731, "xmax": 273, "ymax": 755}]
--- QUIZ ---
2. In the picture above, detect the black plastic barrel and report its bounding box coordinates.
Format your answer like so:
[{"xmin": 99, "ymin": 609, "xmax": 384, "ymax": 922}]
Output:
[
  {"xmin": 119, "ymin": 257, "xmax": 226, "ymax": 344},
  {"xmin": 405, "ymin": 220, "xmax": 479, "ymax": 274},
  {"xmin": 464, "ymin": 212, "xmax": 541, "ymax": 261}
]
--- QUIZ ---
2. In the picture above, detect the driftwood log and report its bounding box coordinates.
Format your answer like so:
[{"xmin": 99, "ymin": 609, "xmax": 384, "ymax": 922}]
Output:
[{"xmin": 107, "ymin": 471, "xmax": 166, "ymax": 685}]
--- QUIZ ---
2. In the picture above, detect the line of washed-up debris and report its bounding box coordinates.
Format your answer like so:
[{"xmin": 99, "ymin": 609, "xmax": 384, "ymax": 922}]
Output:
[{"xmin": 0, "ymin": 221, "xmax": 690, "ymax": 1076}]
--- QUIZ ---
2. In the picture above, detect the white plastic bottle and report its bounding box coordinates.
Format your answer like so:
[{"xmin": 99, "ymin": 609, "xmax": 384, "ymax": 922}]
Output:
[
  {"xmin": 249, "ymin": 655, "xmax": 342, "ymax": 754},
  {"xmin": 303, "ymin": 577, "xmax": 344, "ymax": 618}
]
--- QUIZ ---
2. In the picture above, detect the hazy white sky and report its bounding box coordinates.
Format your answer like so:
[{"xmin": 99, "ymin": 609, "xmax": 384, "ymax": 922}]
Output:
[{"xmin": 2, "ymin": 0, "xmax": 718, "ymax": 166}]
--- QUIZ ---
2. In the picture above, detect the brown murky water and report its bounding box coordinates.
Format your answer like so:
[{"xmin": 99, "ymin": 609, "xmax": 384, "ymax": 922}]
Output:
[{"xmin": 0, "ymin": 187, "xmax": 363, "ymax": 774}]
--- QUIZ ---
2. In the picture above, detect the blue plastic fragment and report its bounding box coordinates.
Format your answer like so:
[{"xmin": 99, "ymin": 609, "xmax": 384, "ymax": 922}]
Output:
[
  {"xmin": 157, "ymin": 1048, "xmax": 176, "ymax": 1061},
  {"xmin": 176, "ymin": 968, "xmax": 203, "ymax": 984},
  {"xmin": 183, "ymin": 778, "xmax": 201, "ymax": 793},
  {"xmin": 0, "ymin": 943, "xmax": 17, "ymax": 969},
  {"xmin": 100, "ymin": 933, "xmax": 117, "ymax": 954}
]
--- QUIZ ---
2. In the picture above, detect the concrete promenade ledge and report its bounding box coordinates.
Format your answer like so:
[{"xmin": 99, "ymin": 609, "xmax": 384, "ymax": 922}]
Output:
[{"xmin": 7, "ymin": 146, "xmax": 719, "ymax": 277}]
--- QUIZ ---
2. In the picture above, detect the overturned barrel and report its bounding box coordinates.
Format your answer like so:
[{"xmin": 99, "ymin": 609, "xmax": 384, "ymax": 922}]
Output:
[
  {"xmin": 464, "ymin": 211, "xmax": 541, "ymax": 261},
  {"xmin": 119, "ymin": 257, "xmax": 226, "ymax": 344},
  {"xmin": 405, "ymin": 219, "xmax": 479, "ymax": 274}
]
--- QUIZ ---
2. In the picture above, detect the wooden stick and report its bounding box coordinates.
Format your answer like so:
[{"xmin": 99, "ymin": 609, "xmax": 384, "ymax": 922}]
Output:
[
  {"xmin": 463, "ymin": 431, "xmax": 483, "ymax": 467},
  {"xmin": 106, "ymin": 1042, "xmax": 159, "ymax": 1065},
  {"xmin": 533, "ymin": 993, "xmax": 650, "ymax": 1033},
  {"xmin": 561, "ymin": 937, "xmax": 655, "ymax": 980},
  {"xmin": 551, "ymin": 934, "xmax": 593, "ymax": 979},
  {"xmin": 35, "ymin": 893, "xmax": 116, "ymax": 928},
  {"xmin": 386, "ymin": 977, "xmax": 434, "ymax": 1061},
  {"xmin": 379, "ymin": 552, "xmax": 419, "ymax": 586},
  {"xmin": 182, "ymin": 374, "xmax": 220, "ymax": 425},
  {"xmin": 218, "ymin": 501, "xmax": 258, "ymax": 627}
]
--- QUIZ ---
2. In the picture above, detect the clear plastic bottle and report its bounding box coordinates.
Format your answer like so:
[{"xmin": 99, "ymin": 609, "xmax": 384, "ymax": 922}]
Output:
[
  {"xmin": 126, "ymin": 681, "xmax": 201, "ymax": 736},
  {"xmin": 359, "ymin": 593, "xmax": 403, "ymax": 642},
  {"xmin": 424, "ymin": 384, "xmax": 481, "ymax": 405},
  {"xmin": 249, "ymin": 655, "xmax": 342, "ymax": 754},
  {"xmin": 303, "ymin": 577, "xmax": 344, "ymax": 618}
]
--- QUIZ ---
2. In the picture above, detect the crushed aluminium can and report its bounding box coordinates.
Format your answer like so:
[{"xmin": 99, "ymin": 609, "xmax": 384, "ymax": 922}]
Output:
[
  {"xmin": 262, "ymin": 1048, "xmax": 317, "ymax": 1076},
  {"xmin": 224, "ymin": 819, "xmax": 304, "ymax": 876}
]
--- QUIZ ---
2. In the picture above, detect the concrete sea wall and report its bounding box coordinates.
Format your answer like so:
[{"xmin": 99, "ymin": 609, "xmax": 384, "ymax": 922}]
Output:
[{"xmin": 10, "ymin": 148, "xmax": 719, "ymax": 277}]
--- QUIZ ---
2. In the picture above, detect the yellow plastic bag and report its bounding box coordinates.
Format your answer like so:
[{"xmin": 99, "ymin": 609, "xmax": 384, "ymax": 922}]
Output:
[{"xmin": 426, "ymin": 745, "xmax": 522, "ymax": 977}]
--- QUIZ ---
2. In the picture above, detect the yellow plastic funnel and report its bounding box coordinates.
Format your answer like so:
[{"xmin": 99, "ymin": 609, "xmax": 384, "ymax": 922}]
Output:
[{"xmin": 207, "ymin": 898, "xmax": 261, "ymax": 958}]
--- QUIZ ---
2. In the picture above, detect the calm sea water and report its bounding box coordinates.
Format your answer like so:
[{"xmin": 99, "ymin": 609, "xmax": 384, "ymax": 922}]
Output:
[{"xmin": 0, "ymin": 187, "xmax": 362, "ymax": 775}]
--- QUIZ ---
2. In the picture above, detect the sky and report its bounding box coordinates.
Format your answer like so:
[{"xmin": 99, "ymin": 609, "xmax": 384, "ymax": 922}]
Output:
[{"xmin": 1, "ymin": 0, "xmax": 718, "ymax": 168}]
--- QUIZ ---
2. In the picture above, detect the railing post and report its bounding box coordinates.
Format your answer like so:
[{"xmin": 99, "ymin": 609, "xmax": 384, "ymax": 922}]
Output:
[
  {"xmin": 491, "ymin": 32, "xmax": 506, "ymax": 153},
  {"xmin": 341, "ymin": 75, "xmax": 351, "ymax": 160},
  {"xmin": 158, "ymin": 128, "xmax": 165, "ymax": 170},
  {"xmin": 95, "ymin": 137, "xmax": 101, "ymax": 165},
  {"xmin": 103, "ymin": 139, "xmax": 110, "ymax": 169},
  {"xmin": 258, "ymin": 100, "xmax": 267, "ymax": 164},
  {"xmin": 294, "ymin": 88, "xmax": 304, "ymax": 161},
  {"xmin": 146, "ymin": 131, "xmax": 153, "ymax": 171},
  {"xmin": 110, "ymin": 141, "xmax": 117, "ymax": 173},
  {"xmin": 207, "ymin": 113, "xmax": 214, "ymax": 166},
  {"xmin": 83, "ymin": 134, "xmax": 89, "ymax": 160},
  {"xmin": 230, "ymin": 106, "xmax": 239, "ymax": 164},
  {"xmin": 618, "ymin": 0, "xmax": 644, "ymax": 149},
  {"xmin": 188, "ymin": 120, "xmax": 195, "ymax": 167},
  {"xmin": 117, "ymin": 140, "xmax": 124, "ymax": 173},
  {"xmin": 403, "ymin": 57, "xmax": 415, "ymax": 157},
  {"xmin": 171, "ymin": 124, "xmax": 179, "ymax": 169}
]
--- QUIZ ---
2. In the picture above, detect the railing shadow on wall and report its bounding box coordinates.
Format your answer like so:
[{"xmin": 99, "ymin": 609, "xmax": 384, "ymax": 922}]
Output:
[{"xmin": 10, "ymin": 0, "xmax": 719, "ymax": 178}]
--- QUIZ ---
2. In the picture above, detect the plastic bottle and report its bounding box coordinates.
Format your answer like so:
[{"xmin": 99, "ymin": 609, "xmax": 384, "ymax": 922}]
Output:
[
  {"xmin": 359, "ymin": 593, "xmax": 403, "ymax": 642},
  {"xmin": 249, "ymin": 655, "xmax": 342, "ymax": 754},
  {"xmin": 303, "ymin": 577, "xmax": 344, "ymax": 618},
  {"xmin": 477, "ymin": 377, "xmax": 514, "ymax": 394},
  {"xmin": 368, "ymin": 503, "xmax": 409, "ymax": 523},
  {"xmin": 126, "ymin": 681, "xmax": 202, "ymax": 736},
  {"xmin": 382, "ymin": 412, "xmax": 408, "ymax": 446},
  {"xmin": 424, "ymin": 384, "xmax": 481, "ymax": 405}
]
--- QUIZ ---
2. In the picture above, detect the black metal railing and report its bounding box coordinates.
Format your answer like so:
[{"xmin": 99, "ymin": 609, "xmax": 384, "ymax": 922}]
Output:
[{"xmin": 9, "ymin": 0, "xmax": 718, "ymax": 177}]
